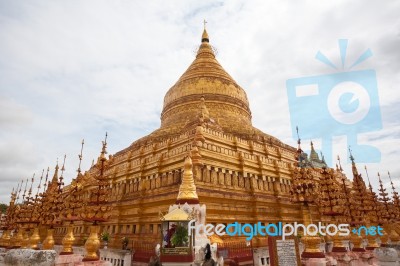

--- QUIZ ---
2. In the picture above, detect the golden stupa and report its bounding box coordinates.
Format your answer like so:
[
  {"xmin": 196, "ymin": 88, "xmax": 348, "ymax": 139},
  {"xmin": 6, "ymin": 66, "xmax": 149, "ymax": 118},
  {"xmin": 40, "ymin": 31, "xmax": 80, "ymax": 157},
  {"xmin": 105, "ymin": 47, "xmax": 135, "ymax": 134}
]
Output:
[
  {"xmin": 2, "ymin": 27, "xmax": 400, "ymax": 265},
  {"xmin": 47, "ymin": 28, "xmax": 303, "ymax": 247},
  {"xmin": 22, "ymin": 27, "xmax": 396, "ymax": 251}
]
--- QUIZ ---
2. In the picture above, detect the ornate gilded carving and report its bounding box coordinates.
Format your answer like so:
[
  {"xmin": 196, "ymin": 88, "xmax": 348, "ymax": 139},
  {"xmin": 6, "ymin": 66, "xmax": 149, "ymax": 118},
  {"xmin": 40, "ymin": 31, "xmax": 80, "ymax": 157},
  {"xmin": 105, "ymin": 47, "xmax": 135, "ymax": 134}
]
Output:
[
  {"xmin": 29, "ymin": 228, "xmax": 40, "ymax": 249},
  {"xmin": 83, "ymin": 225, "xmax": 101, "ymax": 261},
  {"xmin": 176, "ymin": 156, "xmax": 199, "ymax": 204},
  {"xmin": 42, "ymin": 228, "xmax": 55, "ymax": 250}
]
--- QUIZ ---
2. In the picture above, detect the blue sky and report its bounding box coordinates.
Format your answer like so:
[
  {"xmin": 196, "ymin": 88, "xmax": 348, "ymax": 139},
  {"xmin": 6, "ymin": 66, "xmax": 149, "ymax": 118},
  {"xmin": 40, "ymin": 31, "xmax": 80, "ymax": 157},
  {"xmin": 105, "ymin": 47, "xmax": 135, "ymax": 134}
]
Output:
[{"xmin": 0, "ymin": 0, "xmax": 399, "ymax": 204}]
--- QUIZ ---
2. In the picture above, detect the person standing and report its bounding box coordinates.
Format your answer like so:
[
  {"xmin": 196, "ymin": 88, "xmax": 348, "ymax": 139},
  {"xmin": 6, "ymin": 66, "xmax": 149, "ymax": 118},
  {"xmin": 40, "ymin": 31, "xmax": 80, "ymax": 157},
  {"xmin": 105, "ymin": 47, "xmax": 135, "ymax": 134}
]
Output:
[{"xmin": 202, "ymin": 244, "xmax": 215, "ymax": 266}]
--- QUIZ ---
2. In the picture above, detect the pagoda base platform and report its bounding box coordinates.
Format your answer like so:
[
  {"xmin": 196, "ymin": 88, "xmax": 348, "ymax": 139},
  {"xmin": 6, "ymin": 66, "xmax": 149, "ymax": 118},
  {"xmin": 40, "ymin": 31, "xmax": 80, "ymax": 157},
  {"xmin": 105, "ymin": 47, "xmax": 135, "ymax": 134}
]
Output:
[
  {"xmin": 55, "ymin": 254, "xmax": 83, "ymax": 265},
  {"xmin": 326, "ymin": 251, "xmax": 358, "ymax": 265},
  {"xmin": 56, "ymin": 256, "xmax": 112, "ymax": 266},
  {"xmin": 373, "ymin": 247, "xmax": 399, "ymax": 266},
  {"xmin": 73, "ymin": 261, "xmax": 112, "ymax": 266},
  {"xmin": 301, "ymin": 257, "xmax": 330, "ymax": 266},
  {"xmin": 162, "ymin": 263, "xmax": 194, "ymax": 266}
]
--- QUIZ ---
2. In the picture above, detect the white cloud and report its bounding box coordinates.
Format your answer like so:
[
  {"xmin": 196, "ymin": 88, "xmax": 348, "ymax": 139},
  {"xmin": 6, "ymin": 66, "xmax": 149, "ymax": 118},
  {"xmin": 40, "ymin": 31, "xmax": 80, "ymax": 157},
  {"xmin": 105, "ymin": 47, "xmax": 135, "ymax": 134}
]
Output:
[{"xmin": 0, "ymin": 97, "xmax": 33, "ymax": 127}]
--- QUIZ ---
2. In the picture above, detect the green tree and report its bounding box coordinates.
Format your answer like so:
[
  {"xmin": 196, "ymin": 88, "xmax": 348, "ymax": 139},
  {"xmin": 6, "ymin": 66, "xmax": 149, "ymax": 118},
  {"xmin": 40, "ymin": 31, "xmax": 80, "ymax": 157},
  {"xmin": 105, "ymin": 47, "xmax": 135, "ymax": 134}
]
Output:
[
  {"xmin": 0, "ymin": 203, "xmax": 8, "ymax": 214},
  {"xmin": 171, "ymin": 224, "xmax": 188, "ymax": 247}
]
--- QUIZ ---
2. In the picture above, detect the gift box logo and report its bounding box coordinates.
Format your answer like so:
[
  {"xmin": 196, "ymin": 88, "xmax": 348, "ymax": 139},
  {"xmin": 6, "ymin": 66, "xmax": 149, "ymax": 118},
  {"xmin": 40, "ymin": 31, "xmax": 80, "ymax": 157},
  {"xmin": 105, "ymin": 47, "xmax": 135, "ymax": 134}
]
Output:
[{"xmin": 286, "ymin": 40, "xmax": 382, "ymax": 165}]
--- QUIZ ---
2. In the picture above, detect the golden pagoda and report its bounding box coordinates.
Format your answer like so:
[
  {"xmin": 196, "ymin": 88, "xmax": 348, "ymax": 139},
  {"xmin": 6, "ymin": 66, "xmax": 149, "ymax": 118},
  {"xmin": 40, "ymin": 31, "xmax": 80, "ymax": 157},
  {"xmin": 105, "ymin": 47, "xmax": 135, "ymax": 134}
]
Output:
[
  {"xmin": 50, "ymin": 27, "xmax": 309, "ymax": 248},
  {"xmin": 2, "ymin": 25, "xmax": 400, "ymax": 266},
  {"xmin": 4, "ymin": 26, "xmax": 397, "ymax": 261}
]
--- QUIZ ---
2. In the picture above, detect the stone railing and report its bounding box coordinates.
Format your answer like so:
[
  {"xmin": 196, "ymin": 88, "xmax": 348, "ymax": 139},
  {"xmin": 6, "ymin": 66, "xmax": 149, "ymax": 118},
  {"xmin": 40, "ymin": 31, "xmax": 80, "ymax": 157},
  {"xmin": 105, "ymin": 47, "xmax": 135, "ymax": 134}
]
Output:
[{"xmin": 100, "ymin": 248, "xmax": 131, "ymax": 266}]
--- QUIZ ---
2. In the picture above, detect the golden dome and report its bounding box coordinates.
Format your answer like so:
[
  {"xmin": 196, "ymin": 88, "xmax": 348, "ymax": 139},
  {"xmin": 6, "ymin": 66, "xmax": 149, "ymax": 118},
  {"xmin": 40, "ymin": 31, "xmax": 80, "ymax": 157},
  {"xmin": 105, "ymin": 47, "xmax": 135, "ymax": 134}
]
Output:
[{"xmin": 160, "ymin": 29, "xmax": 252, "ymax": 135}]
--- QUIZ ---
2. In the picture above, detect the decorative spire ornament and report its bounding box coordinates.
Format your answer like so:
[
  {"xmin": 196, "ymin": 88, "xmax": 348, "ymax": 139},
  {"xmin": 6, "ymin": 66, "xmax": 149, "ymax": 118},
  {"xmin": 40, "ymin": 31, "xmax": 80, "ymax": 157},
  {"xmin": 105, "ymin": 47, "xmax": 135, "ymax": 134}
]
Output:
[
  {"xmin": 60, "ymin": 139, "xmax": 85, "ymax": 255},
  {"xmin": 364, "ymin": 166, "xmax": 378, "ymax": 223},
  {"xmin": 388, "ymin": 171, "xmax": 400, "ymax": 219},
  {"xmin": 0, "ymin": 187, "xmax": 18, "ymax": 247},
  {"xmin": 201, "ymin": 20, "xmax": 209, "ymax": 43},
  {"xmin": 40, "ymin": 158, "xmax": 66, "ymax": 250},
  {"xmin": 176, "ymin": 155, "xmax": 199, "ymax": 204},
  {"xmin": 28, "ymin": 170, "xmax": 44, "ymax": 249},
  {"xmin": 377, "ymin": 172, "xmax": 391, "ymax": 221},
  {"xmin": 290, "ymin": 129, "xmax": 325, "ymax": 259},
  {"xmin": 81, "ymin": 133, "xmax": 112, "ymax": 261}
]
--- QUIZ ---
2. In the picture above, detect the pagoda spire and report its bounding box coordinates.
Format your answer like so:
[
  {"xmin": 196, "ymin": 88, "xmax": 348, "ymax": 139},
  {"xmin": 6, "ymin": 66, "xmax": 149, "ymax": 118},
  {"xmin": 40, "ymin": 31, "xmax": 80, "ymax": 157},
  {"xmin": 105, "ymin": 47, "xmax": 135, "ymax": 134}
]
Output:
[
  {"xmin": 295, "ymin": 127, "xmax": 310, "ymax": 168},
  {"xmin": 320, "ymin": 151, "xmax": 326, "ymax": 166},
  {"xmin": 387, "ymin": 171, "xmax": 399, "ymax": 202},
  {"xmin": 388, "ymin": 171, "xmax": 400, "ymax": 218},
  {"xmin": 10, "ymin": 185, "xmax": 17, "ymax": 207},
  {"xmin": 52, "ymin": 159, "xmax": 60, "ymax": 183},
  {"xmin": 364, "ymin": 166, "xmax": 374, "ymax": 193},
  {"xmin": 296, "ymin": 126, "xmax": 302, "ymax": 156},
  {"xmin": 42, "ymin": 167, "xmax": 49, "ymax": 194},
  {"xmin": 384, "ymin": 171, "xmax": 400, "ymax": 242},
  {"xmin": 10, "ymin": 187, "xmax": 14, "ymax": 200},
  {"xmin": 347, "ymin": 151, "xmax": 372, "ymax": 225},
  {"xmin": 378, "ymin": 172, "xmax": 390, "ymax": 203},
  {"xmin": 364, "ymin": 166, "xmax": 379, "ymax": 223},
  {"xmin": 22, "ymin": 177, "xmax": 29, "ymax": 202},
  {"xmin": 77, "ymin": 139, "xmax": 84, "ymax": 175},
  {"xmin": 337, "ymin": 155, "xmax": 343, "ymax": 172},
  {"xmin": 97, "ymin": 132, "xmax": 108, "ymax": 163},
  {"xmin": 309, "ymin": 141, "xmax": 319, "ymax": 161},
  {"xmin": 349, "ymin": 147, "xmax": 359, "ymax": 177},
  {"xmin": 48, "ymin": 159, "xmax": 61, "ymax": 193},
  {"xmin": 35, "ymin": 169, "xmax": 44, "ymax": 202},
  {"xmin": 336, "ymin": 156, "xmax": 354, "ymax": 223},
  {"xmin": 296, "ymin": 127, "xmax": 304, "ymax": 166},
  {"xmin": 58, "ymin": 155, "xmax": 66, "ymax": 193},
  {"xmin": 11, "ymin": 186, "xmax": 16, "ymax": 204},
  {"xmin": 377, "ymin": 172, "xmax": 391, "ymax": 221},
  {"xmin": 202, "ymin": 19, "xmax": 209, "ymax": 43},
  {"xmin": 16, "ymin": 179, "xmax": 24, "ymax": 204},
  {"xmin": 176, "ymin": 155, "xmax": 199, "ymax": 204},
  {"xmin": 197, "ymin": 24, "xmax": 214, "ymax": 58},
  {"xmin": 348, "ymin": 148, "xmax": 369, "ymax": 191},
  {"xmin": 27, "ymin": 174, "xmax": 35, "ymax": 202}
]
